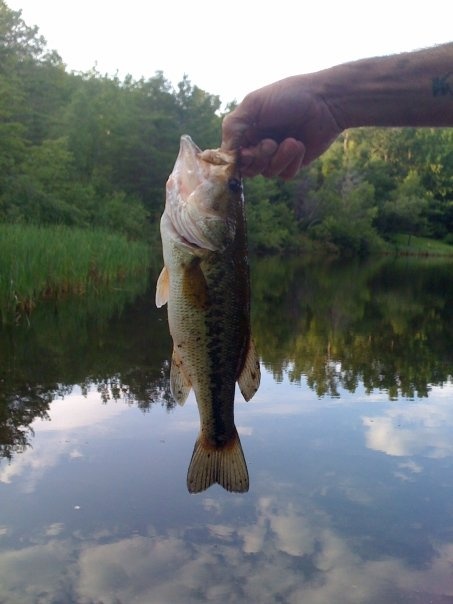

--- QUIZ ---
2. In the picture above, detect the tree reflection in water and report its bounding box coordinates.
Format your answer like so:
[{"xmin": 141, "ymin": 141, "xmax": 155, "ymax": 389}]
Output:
[
  {"xmin": 251, "ymin": 256, "xmax": 453, "ymax": 398},
  {"xmin": 0, "ymin": 271, "xmax": 174, "ymax": 461},
  {"xmin": 1, "ymin": 256, "xmax": 452, "ymax": 463}
]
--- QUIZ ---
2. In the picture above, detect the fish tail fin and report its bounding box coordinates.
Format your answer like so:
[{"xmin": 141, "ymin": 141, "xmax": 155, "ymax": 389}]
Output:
[{"xmin": 187, "ymin": 430, "xmax": 249, "ymax": 494}]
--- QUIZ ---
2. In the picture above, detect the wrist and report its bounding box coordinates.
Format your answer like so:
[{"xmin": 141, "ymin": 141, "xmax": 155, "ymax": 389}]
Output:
[{"xmin": 314, "ymin": 57, "xmax": 411, "ymax": 129}]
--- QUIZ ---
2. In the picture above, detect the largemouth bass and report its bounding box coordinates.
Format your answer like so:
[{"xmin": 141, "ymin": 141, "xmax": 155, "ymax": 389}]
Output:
[{"xmin": 156, "ymin": 135, "xmax": 260, "ymax": 494}]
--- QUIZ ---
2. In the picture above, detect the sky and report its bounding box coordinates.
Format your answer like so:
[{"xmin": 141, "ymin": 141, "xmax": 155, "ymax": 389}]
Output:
[{"xmin": 6, "ymin": 0, "xmax": 453, "ymax": 105}]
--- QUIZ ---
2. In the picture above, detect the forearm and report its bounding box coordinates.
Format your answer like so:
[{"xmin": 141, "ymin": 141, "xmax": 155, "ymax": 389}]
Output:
[
  {"xmin": 316, "ymin": 43, "xmax": 453, "ymax": 129},
  {"xmin": 221, "ymin": 43, "xmax": 453, "ymax": 178}
]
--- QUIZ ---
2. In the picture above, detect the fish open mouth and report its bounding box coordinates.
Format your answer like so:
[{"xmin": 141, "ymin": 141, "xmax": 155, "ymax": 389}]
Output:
[
  {"xmin": 163, "ymin": 135, "xmax": 239, "ymax": 252},
  {"xmin": 175, "ymin": 135, "xmax": 204, "ymax": 202}
]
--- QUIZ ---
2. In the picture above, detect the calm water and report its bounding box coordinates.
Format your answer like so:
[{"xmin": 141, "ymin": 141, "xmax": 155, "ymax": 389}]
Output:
[{"xmin": 0, "ymin": 256, "xmax": 452, "ymax": 604}]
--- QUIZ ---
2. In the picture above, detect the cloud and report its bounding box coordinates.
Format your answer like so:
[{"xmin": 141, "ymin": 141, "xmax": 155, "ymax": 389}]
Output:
[
  {"xmin": 2, "ymin": 489, "xmax": 453, "ymax": 604},
  {"xmin": 0, "ymin": 390, "xmax": 128, "ymax": 491},
  {"xmin": 363, "ymin": 386, "xmax": 453, "ymax": 459},
  {"xmin": 0, "ymin": 540, "xmax": 74, "ymax": 604},
  {"xmin": 0, "ymin": 439, "xmax": 62, "ymax": 491},
  {"xmin": 73, "ymin": 495, "xmax": 453, "ymax": 604},
  {"xmin": 3, "ymin": 381, "xmax": 453, "ymax": 603},
  {"xmin": 32, "ymin": 391, "xmax": 127, "ymax": 433},
  {"xmin": 77, "ymin": 535, "xmax": 193, "ymax": 604}
]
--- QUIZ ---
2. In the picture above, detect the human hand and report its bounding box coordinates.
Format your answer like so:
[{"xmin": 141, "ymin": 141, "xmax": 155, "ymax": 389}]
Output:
[{"xmin": 221, "ymin": 75, "xmax": 343, "ymax": 179}]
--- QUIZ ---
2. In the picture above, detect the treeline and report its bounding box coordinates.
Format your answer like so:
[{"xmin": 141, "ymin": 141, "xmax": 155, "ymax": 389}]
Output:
[
  {"xmin": 2, "ymin": 2, "xmax": 453, "ymax": 253},
  {"xmin": 0, "ymin": 2, "xmax": 222, "ymax": 241},
  {"xmin": 247, "ymin": 128, "xmax": 453, "ymax": 254}
]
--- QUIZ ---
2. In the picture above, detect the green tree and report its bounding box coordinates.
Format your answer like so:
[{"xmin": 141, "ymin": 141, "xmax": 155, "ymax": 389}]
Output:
[
  {"xmin": 307, "ymin": 167, "xmax": 380, "ymax": 255},
  {"xmin": 244, "ymin": 177, "xmax": 299, "ymax": 253},
  {"xmin": 0, "ymin": 1, "xmax": 47, "ymax": 67},
  {"xmin": 378, "ymin": 170, "xmax": 430, "ymax": 240},
  {"xmin": 176, "ymin": 75, "xmax": 222, "ymax": 148}
]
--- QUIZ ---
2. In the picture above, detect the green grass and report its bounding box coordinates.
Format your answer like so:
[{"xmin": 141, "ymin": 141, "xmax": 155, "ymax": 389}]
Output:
[
  {"xmin": 389, "ymin": 234, "xmax": 453, "ymax": 256},
  {"xmin": 0, "ymin": 224, "xmax": 151, "ymax": 323}
]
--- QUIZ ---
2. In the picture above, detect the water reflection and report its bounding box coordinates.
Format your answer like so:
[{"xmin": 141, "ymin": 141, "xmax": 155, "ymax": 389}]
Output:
[
  {"xmin": 1, "ymin": 376, "xmax": 453, "ymax": 603},
  {"xmin": 363, "ymin": 384, "xmax": 453, "ymax": 458},
  {"xmin": 1, "ymin": 257, "xmax": 452, "ymax": 471},
  {"xmin": 1, "ymin": 256, "xmax": 453, "ymax": 602},
  {"xmin": 0, "ymin": 271, "xmax": 174, "ymax": 460},
  {"xmin": 252, "ymin": 256, "xmax": 453, "ymax": 398}
]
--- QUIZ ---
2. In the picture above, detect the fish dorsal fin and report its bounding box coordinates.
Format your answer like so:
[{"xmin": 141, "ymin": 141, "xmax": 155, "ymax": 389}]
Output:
[
  {"xmin": 187, "ymin": 430, "xmax": 249, "ymax": 494},
  {"xmin": 155, "ymin": 266, "xmax": 169, "ymax": 308},
  {"xmin": 170, "ymin": 348, "xmax": 192, "ymax": 405},
  {"xmin": 237, "ymin": 338, "xmax": 261, "ymax": 402}
]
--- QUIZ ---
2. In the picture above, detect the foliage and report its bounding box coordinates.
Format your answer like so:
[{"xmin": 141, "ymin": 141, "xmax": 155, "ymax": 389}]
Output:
[
  {"xmin": 289, "ymin": 127, "xmax": 453, "ymax": 254},
  {"xmin": 388, "ymin": 234, "xmax": 453, "ymax": 255},
  {"xmin": 0, "ymin": 2, "xmax": 221, "ymax": 241},
  {"xmin": 244, "ymin": 177, "xmax": 300, "ymax": 253},
  {"xmin": 0, "ymin": 2, "xmax": 453, "ymax": 255},
  {"xmin": 0, "ymin": 223, "xmax": 150, "ymax": 323},
  {"xmin": 251, "ymin": 256, "xmax": 453, "ymax": 399}
]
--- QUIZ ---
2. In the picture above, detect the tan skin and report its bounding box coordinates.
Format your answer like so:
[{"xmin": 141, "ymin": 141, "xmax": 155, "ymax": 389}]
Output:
[
  {"xmin": 221, "ymin": 43, "xmax": 453, "ymax": 179},
  {"xmin": 221, "ymin": 76, "xmax": 341, "ymax": 179}
]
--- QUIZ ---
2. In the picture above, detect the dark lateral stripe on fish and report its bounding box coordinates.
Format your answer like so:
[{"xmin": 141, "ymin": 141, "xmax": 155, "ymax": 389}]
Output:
[{"xmin": 187, "ymin": 430, "xmax": 249, "ymax": 494}]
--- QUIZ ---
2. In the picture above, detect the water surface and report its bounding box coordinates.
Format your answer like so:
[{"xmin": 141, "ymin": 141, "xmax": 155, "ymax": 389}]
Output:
[{"xmin": 0, "ymin": 257, "xmax": 452, "ymax": 604}]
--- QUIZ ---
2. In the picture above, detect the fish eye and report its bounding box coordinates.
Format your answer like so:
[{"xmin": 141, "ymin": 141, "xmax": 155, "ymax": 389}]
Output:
[{"xmin": 228, "ymin": 178, "xmax": 242, "ymax": 194}]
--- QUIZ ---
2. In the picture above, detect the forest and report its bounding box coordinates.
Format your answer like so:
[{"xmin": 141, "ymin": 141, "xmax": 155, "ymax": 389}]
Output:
[{"xmin": 1, "ymin": 1, "xmax": 453, "ymax": 255}]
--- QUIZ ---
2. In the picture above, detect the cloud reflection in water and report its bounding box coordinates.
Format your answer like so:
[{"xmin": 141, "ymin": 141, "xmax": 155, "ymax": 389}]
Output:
[
  {"xmin": 363, "ymin": 384, "xmax": 453, "ymax": 459},
  {"xmin": 0, "ymin": 488, "xmax": 453, "ymax": 603},
  {"xmin": 1, "ymin": 376, "xmax": 453, "ymax": 602}
]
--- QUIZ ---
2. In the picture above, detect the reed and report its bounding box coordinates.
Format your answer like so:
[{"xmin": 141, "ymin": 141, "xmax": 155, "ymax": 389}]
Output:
[{"xmin": 0, "ymin": 224, "xmax": 151, "ymax": 323}]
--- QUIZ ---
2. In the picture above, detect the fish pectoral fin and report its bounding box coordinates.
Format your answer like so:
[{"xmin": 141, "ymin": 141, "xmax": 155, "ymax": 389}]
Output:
[
  {"xmin": 155, "ymin": 266, "xmax": 169, "ymax": 308},
  {"xmin": 237, "ymin": 338, "xmax": 261, "ymax": 402},
  {"xmin": 170, "ymin": 348, "xmax": 192, "ymax": 405},
  {"xmin": 187, "ymin": 430, "xmax": 249, "ymax": 494}
]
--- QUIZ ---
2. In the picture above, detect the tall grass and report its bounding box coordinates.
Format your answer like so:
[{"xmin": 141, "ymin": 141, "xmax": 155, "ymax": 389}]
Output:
[{"xmin": 0, "ymin": 224, "xmax": 151, "ymax": 323}]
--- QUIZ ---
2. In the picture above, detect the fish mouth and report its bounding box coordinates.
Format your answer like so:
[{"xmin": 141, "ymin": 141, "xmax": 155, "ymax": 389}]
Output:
[
  {"xmin": 175, "ymin": 135, "xmax": 203, "ymax": 201},
  {"xmin": 179, "ymin": 134, "xmax": 200, "ymax": 156}
]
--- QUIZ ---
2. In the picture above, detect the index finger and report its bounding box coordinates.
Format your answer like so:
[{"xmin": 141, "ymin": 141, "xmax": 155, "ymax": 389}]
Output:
[{"xmin": 221, "ymin": 110, "xmax": 250, "ymax": 151}]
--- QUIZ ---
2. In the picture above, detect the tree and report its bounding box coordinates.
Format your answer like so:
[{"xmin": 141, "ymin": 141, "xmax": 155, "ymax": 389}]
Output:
[
  {"xmin": 0, "ymin": 1, "xmax": 47, "ymax": 68},
  {"xmin": 244, "ymin": 177, "xmax": 299, "ymax": 253},
  {"xmin": 176, "ymin": 75, "xmax": 222, "ymax": 148},
  {"xmin": 378, "ymin": 170, "xmax": 430, "ymax": 241}
]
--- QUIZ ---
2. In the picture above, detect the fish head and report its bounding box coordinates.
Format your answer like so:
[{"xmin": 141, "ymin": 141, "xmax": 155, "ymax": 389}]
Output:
[{"xmin": 164, "ymin": 135, "xmax": 242, "ymax": 252}]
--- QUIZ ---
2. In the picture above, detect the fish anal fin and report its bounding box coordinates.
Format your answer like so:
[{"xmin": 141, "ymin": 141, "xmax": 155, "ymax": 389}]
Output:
[
  {"xmin": 156, "ymin": 266, "xmax": 170, "ymax": 308},
  {"xmin": 187, "ymin": 430, "xmax": 249, "ymax": 494},
  {"xmin": 170, "ymin": 348, "xmax": 192, "ymax": 405},
  {"xmin": 237, "ymin": 338, "xmax": 261, "ymax": 402}
]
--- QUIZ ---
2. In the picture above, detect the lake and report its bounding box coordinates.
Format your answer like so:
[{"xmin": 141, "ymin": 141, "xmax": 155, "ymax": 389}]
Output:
[{"xmin": 0, "ymin": 255, "xmax": 452, "ymax": 604}]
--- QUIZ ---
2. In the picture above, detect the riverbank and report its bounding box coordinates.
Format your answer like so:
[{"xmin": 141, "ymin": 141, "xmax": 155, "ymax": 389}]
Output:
[
  {"xmin": 387, "ymin": 234, "xmax": 453, "ymax": 256},
  {"xmin": 0, "ymin": 224, "xmax": 151, "ymax": 324}
]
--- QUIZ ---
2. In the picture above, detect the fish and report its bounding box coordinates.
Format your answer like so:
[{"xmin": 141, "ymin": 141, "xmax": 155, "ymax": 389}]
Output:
[{"xmin": 156, "ymin": 135, "xmax": 260, "ymax": 494}]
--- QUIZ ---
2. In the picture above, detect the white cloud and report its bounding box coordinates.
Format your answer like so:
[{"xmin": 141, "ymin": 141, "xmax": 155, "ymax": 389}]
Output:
[
  {"xmin": 32, "ymin": 391, "xmax": 127, "ymax": 433},
  {"xmin": 0, "ymin": 540, "xmax": 74, "ymax": 604},
  {"xmin": 0, "ymin": 390, "xmax": 128, "ymax": 490},
  {"xmin": 363, "ymin": 386, "xmax": 453, "ymax": 459},
  {"xmin": 1, "ymin": 490, "xmax": 453, "ymax": 603},
  {"xmin": 0, "ymin": 439, "xmax": 62, "ymax": 490}
]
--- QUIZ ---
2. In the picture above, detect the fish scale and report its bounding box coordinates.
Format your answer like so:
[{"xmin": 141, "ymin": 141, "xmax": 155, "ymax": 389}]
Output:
[{"xmin": 156, "ymin": 135, "xmax": 260, "ymax": 493}]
